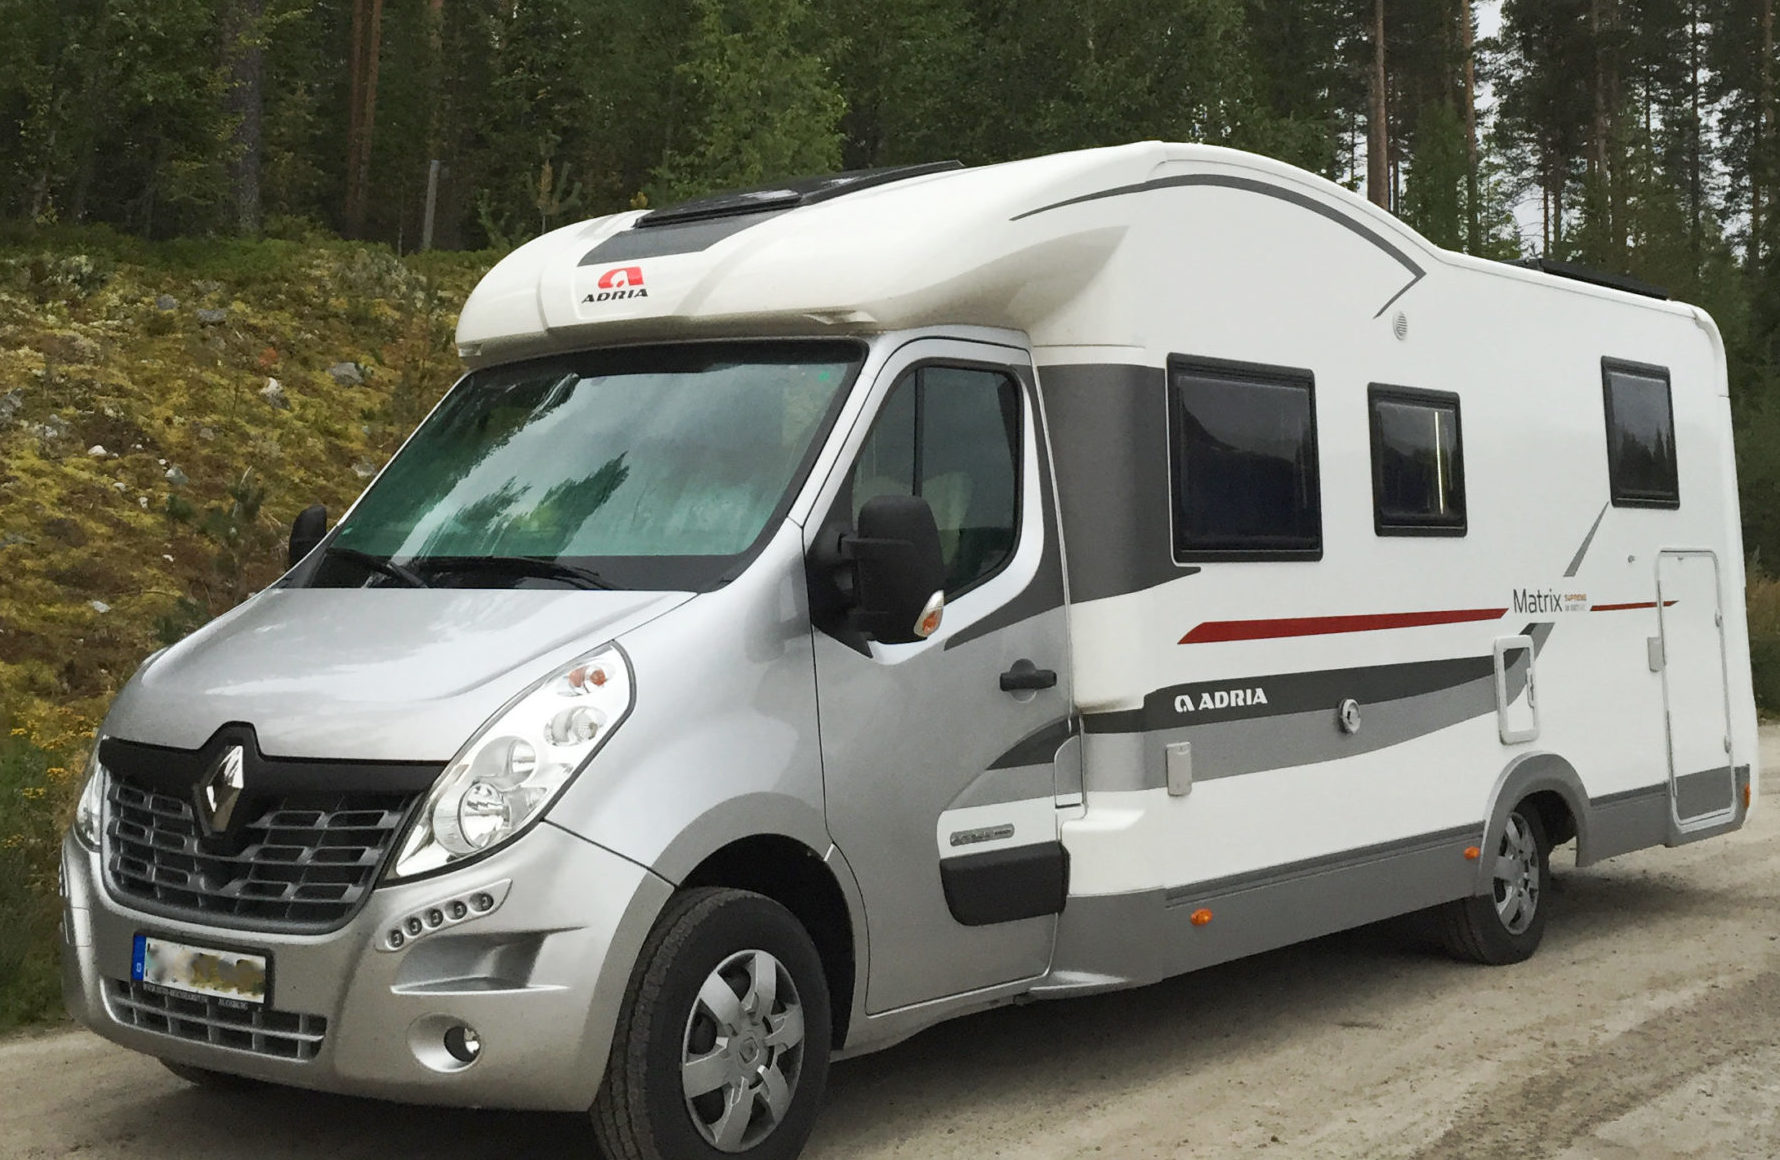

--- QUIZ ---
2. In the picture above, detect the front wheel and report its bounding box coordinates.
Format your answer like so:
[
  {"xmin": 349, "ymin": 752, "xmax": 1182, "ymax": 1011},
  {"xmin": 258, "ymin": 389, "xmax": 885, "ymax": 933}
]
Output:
[
  {"xmin": 1437, "ymin": 805, "xmax": 1551, "ymax": 965},
  {"xmin": 592, "ymin": 888, "xmax": 832, "ymax": 1160}
]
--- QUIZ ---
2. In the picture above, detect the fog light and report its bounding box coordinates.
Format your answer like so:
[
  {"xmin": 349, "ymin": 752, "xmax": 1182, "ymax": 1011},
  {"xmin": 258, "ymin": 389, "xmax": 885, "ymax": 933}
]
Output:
[{"xmin": 443, "ymin": 1024, "xmax": 481, "ymax": 1065}]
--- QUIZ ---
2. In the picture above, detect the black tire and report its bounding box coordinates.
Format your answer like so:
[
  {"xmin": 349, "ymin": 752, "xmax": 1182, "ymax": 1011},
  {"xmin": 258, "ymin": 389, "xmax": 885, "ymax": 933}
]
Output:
[
  {"xmin": 1438, "ymin": 805, "xmax": 1551, "ymax": 965},
  {"xmin": 592, "ymin": 888, "xmax": 832, "ymax": 1160},
  {"xmin": 159, "ymin": 1059, "xmax": 266, "ymax": 1092}
]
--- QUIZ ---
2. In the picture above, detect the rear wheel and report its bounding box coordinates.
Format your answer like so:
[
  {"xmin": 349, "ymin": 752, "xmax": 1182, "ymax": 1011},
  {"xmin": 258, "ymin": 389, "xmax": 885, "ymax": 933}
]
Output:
[
  {"xmin": 1438, "ymin": 805, "xmax": 1551, "ymax": 965},
  {"xmin": 592, "ymin": 888, "xmax": 832, "ymax": 1160},
  {"xmin": 159, "ymin": 1060, "xmax": 265, "ymax": 1092}
]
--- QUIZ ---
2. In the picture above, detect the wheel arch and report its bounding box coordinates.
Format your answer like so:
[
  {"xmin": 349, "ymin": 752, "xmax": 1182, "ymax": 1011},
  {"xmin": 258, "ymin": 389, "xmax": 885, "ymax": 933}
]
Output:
[
  {"xmin": 1474, "ymin": 751, "xmax": 1590, "ymax": 893},
  {"xmin": 681, "ymin": 834, "xmax": 859, "ymax": 1051}
]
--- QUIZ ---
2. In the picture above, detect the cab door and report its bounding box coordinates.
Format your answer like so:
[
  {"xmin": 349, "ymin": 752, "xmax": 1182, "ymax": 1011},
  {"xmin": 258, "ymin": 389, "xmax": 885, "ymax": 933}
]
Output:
[{"xmin": 806, "ymin": 338, "xmax": 1073, "ymax": 1015}]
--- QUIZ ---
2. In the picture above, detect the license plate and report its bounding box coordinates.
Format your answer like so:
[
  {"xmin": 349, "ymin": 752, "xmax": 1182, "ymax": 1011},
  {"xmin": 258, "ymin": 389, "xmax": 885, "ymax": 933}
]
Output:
[{"xmin": 131, "ymin": 935, "xmax": 268, "ymax": 1006}]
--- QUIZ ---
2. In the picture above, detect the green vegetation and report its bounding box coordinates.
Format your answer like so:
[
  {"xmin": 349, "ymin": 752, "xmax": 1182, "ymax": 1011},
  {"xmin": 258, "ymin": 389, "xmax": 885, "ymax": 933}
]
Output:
[{"xmin": 0, "ymin": 231, "xmax": 488, "ymax": 1031}]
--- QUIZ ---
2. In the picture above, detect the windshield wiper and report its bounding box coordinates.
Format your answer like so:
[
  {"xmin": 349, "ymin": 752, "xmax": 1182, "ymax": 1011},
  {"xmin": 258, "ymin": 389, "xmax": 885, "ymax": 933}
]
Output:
[
  {"xmin": 421, "ymin": 556, "xmax": 620, "ymax": 591},
  {"xmin": 323, "ymin": 545, "xmax": 430, "ymax": 588}
]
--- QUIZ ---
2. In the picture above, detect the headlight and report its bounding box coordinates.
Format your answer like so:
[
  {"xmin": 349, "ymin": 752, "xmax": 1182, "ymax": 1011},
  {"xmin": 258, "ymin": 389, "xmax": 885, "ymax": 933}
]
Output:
[
  {"xmin": 74, "ymin": 742, "xmax": 106, "ymax": 850},
  {"xmin": 389, "ymin": 644, "xmax": 633, "ymax": 880}
]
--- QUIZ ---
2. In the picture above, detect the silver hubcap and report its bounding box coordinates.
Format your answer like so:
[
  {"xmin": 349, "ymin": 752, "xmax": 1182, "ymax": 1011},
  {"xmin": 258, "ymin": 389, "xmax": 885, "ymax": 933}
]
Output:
[
  {"xmin": 681, "ymin": 949, "xmax": 805, "ymax": 1153},
  {"xmin": 1492, "ymin": 812, "xmax": 1541, "ymax": 935}
]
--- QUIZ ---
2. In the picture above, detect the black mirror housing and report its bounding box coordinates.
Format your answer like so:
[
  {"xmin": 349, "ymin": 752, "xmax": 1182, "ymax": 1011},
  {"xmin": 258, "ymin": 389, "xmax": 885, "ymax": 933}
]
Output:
[
  {"xmin": 846, "ymin": 495, "xmax": 946, "ymax": 644},
  {"xmin": 289, "ymin": 503, "xmax": 328, "ymax": 567}
]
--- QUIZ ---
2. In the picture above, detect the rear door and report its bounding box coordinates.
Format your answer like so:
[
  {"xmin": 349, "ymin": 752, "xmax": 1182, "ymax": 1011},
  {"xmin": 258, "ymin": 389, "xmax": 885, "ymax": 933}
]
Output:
[
  {"xmin": 806, "ymin": 337, "xmax": 1073, "ymax": 1015},
  {"xmin": 1657, "ymin": 550, "xmax": 1736, "ymax": 826}
]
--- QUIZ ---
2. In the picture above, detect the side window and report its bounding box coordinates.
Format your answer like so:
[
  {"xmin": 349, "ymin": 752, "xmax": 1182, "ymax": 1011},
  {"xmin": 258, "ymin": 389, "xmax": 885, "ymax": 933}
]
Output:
[
  {"xmin": 1369, "ymin": 385, "xmax": 1466, "ymax": 536},
  {"xmin": 849, "ymin": 366, "xmax": 1021, "ymax": 596},
  {"xmin": 1603, "ymin": 360, "xmax": 1679, "ymax": 508},
  {"xmin": 1169, "ymin": 357, "xmax": 1321, "ymax": 560}
]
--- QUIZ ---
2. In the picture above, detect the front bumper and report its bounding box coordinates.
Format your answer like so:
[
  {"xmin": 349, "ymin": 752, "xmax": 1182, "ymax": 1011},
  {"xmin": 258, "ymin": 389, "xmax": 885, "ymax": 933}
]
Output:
[{"xmin": 61, "ymin": 821, "xmax": 672, "ymax": 1111}]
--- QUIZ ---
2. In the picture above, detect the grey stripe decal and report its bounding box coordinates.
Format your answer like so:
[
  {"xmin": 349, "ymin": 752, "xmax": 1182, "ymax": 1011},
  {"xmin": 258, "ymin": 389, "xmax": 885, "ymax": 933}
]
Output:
[
  {"xmin": 987, "ymin": 717, "xmax": 1075, "ymax": 771},
  {"xmin": 1675, "ymin": 765, "xmax": 1736, "ymax": 819},
  {"xmin": 1011, "ymin": 174, "xmax": 1425, "ymax": 318},
  {"xmin": 1564, "ymin": 502, "xmax": 1610, "ymax": 577},
  {"xmin": 1163, "ymin": 823, "xmax": 1479, "ymax": 907},
  {"xmin": 1082, "ymin": 630, "xmax": 1550, "ymax": 790},
  {"xmin": 1040, "ymin": 363, "xmax": 1202, "ymax": 602},
  {"xmin": 579, "ymin": 210, "xmax": 786, "ymax": 266},
  {"xmin": 1084, "ymin": 654, "xmax": 1495, "ymax": 734},
  {"xmin": 1591, "ymin": 783, "xmax": 1669, "ymax": 808}
]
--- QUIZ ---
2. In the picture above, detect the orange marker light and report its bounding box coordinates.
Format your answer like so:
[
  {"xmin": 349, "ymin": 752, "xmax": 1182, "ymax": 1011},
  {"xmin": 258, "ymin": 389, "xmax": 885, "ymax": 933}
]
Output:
[
  {"xmin": 1744, "ymin": 784, "xmax": 1753, "ymax": 809},
  {"xmin": 1463, "ymin": 846, "xmax": 1481, "ymax": 861},
  {"xmin": 1190, "ymin": 908, "xmax": 1213, "ymax": 927}
]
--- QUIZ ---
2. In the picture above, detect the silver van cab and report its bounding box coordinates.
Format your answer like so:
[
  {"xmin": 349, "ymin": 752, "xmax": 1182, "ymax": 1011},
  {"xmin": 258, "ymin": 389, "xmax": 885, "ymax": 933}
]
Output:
[{"xmin": 61, "ymin": 144, "xmax": 1759, "ymax": 1160}]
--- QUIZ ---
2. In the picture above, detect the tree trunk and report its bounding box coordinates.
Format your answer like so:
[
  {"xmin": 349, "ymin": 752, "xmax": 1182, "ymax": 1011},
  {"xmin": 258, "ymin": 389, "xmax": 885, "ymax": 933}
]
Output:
[
  {"xmin": 1368, "ymin": 0, "xmax": 1388, "ymax": 210},
  {"xmin": 1460, "ymin": 0, "xmax": 1479, "ymax": 251},
  {"xmin": 1759, "ymin": 0, "xmax": 1774, "ymax": 267},
  {"xmin": 345, "ymin": 0, "xmax": 385, "ymax": 238},
  {"xmin": 222, "ymin": 0, "xmax": 265, "ymax": 236},
  {"xmin": 1690, "ymin": 5, "xmax": 1702, "ymax": 267}
]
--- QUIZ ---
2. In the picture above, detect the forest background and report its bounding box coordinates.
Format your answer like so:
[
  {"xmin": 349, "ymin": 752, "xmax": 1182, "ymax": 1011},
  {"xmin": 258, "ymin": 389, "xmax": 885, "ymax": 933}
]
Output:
[{"xmin": 5, "ymin": 0, "xmax": 1780, "ymax": 1030}]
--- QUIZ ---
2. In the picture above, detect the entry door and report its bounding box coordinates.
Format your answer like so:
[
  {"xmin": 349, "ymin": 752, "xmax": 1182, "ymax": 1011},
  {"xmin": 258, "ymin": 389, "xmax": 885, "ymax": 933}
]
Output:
[
  {"xmin": 1657, "ymin": 550, "xmax": 1736, "ymax": 825},
  {"xmin": 807, "ymin": 340, "xmax": 1073, "ymax": 1015}
]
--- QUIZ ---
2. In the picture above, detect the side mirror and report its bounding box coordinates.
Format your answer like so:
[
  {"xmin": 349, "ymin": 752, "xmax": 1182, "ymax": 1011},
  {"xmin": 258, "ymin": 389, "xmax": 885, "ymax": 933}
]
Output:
[
  {"xmin": 845, "ymin": 495, "xmax": 946, "ymax": 644},
  {"xmin": 289, "ymin": 503, "xmax": 328, "ymax": 567}
]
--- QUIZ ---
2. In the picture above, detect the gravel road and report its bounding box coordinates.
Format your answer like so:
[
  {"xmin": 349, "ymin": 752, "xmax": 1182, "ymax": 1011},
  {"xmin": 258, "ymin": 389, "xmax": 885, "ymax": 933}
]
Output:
[{"xmin": 7, "ymin": 729, "xmax": 1780, "ymax": 1160}]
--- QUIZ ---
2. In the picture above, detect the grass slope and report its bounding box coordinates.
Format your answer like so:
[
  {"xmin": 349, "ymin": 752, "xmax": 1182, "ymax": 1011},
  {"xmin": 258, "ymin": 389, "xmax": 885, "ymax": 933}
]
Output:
[{"xmin": 0, "ymin": 227, "xmax": 490, "ymax": 1031}]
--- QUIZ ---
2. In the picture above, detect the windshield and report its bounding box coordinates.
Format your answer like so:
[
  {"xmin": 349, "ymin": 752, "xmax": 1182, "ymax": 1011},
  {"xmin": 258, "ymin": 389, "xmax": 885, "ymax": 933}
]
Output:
[{"xmin": 308, "ymin": 341, "xmax": 864, "ymax": 591}]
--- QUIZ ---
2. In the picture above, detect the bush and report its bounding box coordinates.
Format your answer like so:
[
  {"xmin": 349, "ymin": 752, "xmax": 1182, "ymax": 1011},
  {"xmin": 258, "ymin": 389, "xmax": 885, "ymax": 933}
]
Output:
[
  {"xmin": 0, "ymin": 724, "xmax": 79, "ymax": 1033},
  {"xmin": 1747, "ymin": 570, "xmax": 1780, "ymax": 717}
]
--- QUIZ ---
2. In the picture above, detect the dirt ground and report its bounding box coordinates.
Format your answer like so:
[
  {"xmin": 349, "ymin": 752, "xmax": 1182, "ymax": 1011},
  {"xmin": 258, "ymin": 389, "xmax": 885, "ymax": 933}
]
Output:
[{"xmin": 5, "ymin": 730, "xmax": 1779, "ymax": 1160}]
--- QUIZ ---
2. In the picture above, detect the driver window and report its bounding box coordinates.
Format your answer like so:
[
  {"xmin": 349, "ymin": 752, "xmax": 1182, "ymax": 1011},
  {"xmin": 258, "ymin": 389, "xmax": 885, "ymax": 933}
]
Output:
[{"xmin": 849, "ymin": 365, "xmax": 1021, "ymax": 597}]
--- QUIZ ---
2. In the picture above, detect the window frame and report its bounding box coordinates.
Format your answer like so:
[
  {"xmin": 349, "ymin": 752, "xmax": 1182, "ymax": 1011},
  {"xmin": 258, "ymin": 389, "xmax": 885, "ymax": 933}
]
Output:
[
  {"xmin": 1167, "ymin": 354, "xmax": 1323, "ymax": 563},
  {"xmin": 1601, "ymin": 357, "xmax": 1680, "ymax": 510},
  {"xmin": 835, "ymin": 358, "xmax": 1027, "ymax": 603},
  {"xmin": 1367, "ymin": 383, "xmax": 1467, "ymax": 538}
]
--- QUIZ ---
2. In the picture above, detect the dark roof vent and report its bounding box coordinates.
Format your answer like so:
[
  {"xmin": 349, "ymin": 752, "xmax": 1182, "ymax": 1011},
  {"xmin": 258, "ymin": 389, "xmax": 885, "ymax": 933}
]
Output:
[
  {"xmin": 637, "ymin": 161, "xmax": 964, "ymax": 228},
  {"xmin": 1507, "ymin": 257, "xmax": 1669, "ymax": 300}
]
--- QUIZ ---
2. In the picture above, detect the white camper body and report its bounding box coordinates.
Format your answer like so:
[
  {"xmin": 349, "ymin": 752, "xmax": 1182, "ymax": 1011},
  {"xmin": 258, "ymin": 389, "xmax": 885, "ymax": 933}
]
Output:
[
  {"xmin": 66, "ymin": 142, "xmax": 1757, "ymax": 1160},
  {"xmin": 461, "ymin": 141, "xmax": 1757, "ymax": 1007}
]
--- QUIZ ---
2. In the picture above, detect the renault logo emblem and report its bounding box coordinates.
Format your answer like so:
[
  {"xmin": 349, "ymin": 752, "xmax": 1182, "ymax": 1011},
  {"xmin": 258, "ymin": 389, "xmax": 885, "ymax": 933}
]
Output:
[{"xmin": 198, "ymin": 745, "xmax": 247, "ymax": 832}]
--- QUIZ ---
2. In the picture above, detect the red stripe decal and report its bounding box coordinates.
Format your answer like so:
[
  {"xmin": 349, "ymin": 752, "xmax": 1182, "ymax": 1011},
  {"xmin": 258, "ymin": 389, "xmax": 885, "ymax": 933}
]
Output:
[
  {"xmin": 1590, "ymin": 600, "xmax": 1677, "ymax": 612},
  {"xmin": 1179, "ymin": 607, "xmax": 1508, "ymax": 645}
]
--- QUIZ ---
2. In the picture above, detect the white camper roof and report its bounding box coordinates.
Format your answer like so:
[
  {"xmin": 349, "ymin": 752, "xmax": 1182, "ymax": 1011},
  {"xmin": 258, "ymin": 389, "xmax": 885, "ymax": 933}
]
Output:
[{"xmin": 455, "ymin": 141, "xmax": 1689, "ymax": 365}]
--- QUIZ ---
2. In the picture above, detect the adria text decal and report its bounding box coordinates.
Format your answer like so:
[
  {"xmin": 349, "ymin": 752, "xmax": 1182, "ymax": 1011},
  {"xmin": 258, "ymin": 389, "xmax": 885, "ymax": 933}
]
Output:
[{"xmin": 585, "ymin": 266, "xmax": 648, "ymax": 303}]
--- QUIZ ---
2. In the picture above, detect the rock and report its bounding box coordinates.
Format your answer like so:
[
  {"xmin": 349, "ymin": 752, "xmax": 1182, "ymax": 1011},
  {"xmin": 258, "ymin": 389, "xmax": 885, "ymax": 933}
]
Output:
[
  {"xmin": 260, "ymin": 378, "xmax": 289, "ymax": 410},
  {"xmin": 88, "ymin": 444, "xmax": 107, "ymax": 457},
  {"xmin": 198, "ymin": 426, "xmax": 216, "ymax": 441},
  {"xmin": 164, "ymin": 465, "xmax": 189, "ymax": 487},
  {"xmin": 0, "ymin": 532, "xmax": 28, "ymax": 550},
  {"xmin": 30, "ymin": 416, "xmax": 70, "ymax": 442},
  {"xmin": 90, "ymin": 600, "xmax": 111, "ymax": 614},
  {"xmin": 112, "ymin": 481, "xmax": 127, "ymax": 492},
  {"xmin": 0, "ymin": 390, "xmax": 21, "ymax": 422},
  {"xmin": 352, "ymin": 460, "xmax": 379, "ymax": 479},
  {"xmin": 155, "ymin": 294, "xmax": 179, "ymax": 312},
  {"xmin": 137, "ymin": 496, "xmax": 148, "ymax": 509},
  {"xmin": 328, "ymin": 361, "xmax": 366, "ymax": 386},
  {"xmin": 196, "ymin": 308, "xmax": 228, "ymax": 326}
]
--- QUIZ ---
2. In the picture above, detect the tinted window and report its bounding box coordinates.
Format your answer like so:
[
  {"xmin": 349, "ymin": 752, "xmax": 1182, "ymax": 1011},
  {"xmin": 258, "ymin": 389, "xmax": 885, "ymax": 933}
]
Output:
[
  {"xmin": 1370, "ymin": 386, "xmax": 1465, "ymax": 535},
  {"xmin": 1603, "ymin": 362, "xmax": 1678, "ymax": 508},
  {"xmin": 1170, "ymin": 360, "xmax": 1321, "ymax": 559},
  {"xmin": 850, "ymin": 366, "xmax": 1021, "ymax": 595}
]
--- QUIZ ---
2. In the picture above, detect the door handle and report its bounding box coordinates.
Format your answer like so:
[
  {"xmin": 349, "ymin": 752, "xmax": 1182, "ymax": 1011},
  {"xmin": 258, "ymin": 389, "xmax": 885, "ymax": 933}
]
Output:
[{"xmin": 999, "ymin": 660, "xmax": 1058, "ymax": 692}]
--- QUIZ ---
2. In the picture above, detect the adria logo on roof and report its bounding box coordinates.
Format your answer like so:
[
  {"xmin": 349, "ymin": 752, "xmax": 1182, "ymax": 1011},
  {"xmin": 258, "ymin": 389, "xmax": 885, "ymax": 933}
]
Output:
[{"xmin": 585, "ymin": 266, "xmax": 648, "ymax": 303}]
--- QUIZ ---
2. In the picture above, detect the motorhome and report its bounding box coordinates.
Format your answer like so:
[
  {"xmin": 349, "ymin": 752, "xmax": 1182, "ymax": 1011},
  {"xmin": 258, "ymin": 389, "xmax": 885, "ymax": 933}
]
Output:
[{"xmin": 62, "ymin": 142, "xmax": 1756, "ymax": 1160}]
